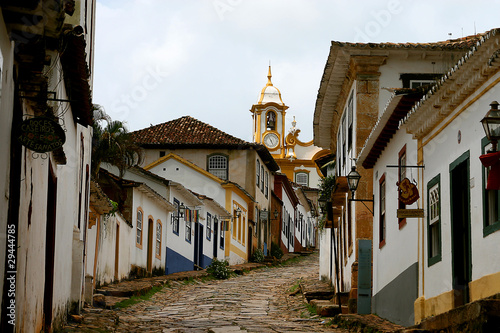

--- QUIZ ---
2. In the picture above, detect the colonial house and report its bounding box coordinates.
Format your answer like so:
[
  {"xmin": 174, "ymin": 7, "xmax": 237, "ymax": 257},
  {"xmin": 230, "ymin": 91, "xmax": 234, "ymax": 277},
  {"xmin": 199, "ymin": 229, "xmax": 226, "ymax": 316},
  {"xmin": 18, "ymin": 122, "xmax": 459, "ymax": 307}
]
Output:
[
  {"xmin": 294, "ymin": 185, "xmax": 316, "ymax": 250},
  {"xmin": 357, "ymin": 28, "xmax": 500, "ymax": 326},
  {"xmin": 0, "ymin": 1, "xmax": 96, "ymax": 331},
  {"xmin": 141, "ymin": 153, "xmax": 249, "ymax": 265},
  {"xmin": 100, "ymin": 164, "xmax": 232, "ymax": 275},
  {"xmin": 274, "ymin": 173, "xmax": 299, "ymax": 253},
  {"xmin": 131, "ymin": 116, "xmax": 279, "ymax": 260},
  {"xmin": 313, "ymin": 35, "xmax": 481, "ymax": 314}
]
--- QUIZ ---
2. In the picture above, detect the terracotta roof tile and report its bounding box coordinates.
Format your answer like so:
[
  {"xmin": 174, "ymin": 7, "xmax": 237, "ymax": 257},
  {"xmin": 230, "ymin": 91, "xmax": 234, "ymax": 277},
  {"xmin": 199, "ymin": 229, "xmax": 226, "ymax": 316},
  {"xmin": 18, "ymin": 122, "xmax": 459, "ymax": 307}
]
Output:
[
  {"xmin": 131, "ymin": 116, "xmax": 249, "ymax": 147},
  {"xmin": 332, "ymin": 32, "xmax": 490, "ymax": 50}
]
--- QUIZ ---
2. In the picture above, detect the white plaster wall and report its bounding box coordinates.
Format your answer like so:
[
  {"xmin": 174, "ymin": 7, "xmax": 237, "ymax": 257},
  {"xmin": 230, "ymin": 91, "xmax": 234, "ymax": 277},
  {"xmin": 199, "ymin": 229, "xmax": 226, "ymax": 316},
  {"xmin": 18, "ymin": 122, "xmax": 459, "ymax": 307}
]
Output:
[
  {"xmin": 149, "ymin": 158, "xmax": 226, "ymax": 205},
  {"xmin": 371, "ymin": 127, "xmax": 419, "ymax": 295},
  {"xmin": 421, "ymin": 74, "xmax": 500, "ymax": 298},
  {"xmin": 14, "ymin": 54, "xmax": 93, "ymax": 330},
  {"xmin": 117, "ymin": 214, "xmax": 134, "ymax": 280},
  {"xmin": 166, "ymin": 188, "xmax": 195, "ymax": 265},
  {"xmin": 131, "ymin": 188, "xmax": 168, "ymax": 272},
  {"xmin": 378, "ymin": 53, "xmax": 465, "ymax": 116},
  {"xmin": 319, "ymin": 230, "xmax": 331, "ymax": 280}
]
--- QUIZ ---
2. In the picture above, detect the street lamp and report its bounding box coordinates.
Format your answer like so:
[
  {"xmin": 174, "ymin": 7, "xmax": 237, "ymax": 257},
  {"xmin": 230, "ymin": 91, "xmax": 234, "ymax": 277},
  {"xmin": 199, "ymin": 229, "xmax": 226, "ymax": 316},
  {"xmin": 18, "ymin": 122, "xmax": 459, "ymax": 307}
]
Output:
[
  {"xmin": 347, "ymin": 166, "xmax": 374, "ymax": 215},
  {"xmin": 481, "ymin": 101, "xmax": 500, "ymax": 152},
  {"xmin": 347, "ymin": 166, "xmax": 361, "ymax": 198}
]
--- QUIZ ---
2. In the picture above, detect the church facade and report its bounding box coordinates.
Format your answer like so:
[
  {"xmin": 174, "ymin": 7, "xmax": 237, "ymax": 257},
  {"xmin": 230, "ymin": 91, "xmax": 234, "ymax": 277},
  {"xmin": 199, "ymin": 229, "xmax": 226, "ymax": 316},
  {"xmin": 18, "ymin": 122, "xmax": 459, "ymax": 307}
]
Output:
[{"xmin": 250, "ymin": 67, "xmax": 329, "ymax": 189}]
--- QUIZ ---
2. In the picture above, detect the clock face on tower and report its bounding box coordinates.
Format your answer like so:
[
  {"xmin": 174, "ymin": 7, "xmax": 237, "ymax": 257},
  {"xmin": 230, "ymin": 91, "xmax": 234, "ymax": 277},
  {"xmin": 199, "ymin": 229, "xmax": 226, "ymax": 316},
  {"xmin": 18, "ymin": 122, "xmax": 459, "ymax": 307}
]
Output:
[{"xmin": 264, "ymin": 133, "xmax": 279, "ymax": 149}]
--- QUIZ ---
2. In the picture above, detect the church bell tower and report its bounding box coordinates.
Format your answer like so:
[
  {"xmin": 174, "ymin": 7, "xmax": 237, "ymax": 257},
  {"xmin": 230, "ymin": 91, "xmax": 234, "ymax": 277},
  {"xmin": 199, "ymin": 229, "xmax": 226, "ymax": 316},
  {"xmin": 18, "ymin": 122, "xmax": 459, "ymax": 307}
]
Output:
[{"xmin": 250, "ymin": 66, "xmax": 288, "ymax": 158}]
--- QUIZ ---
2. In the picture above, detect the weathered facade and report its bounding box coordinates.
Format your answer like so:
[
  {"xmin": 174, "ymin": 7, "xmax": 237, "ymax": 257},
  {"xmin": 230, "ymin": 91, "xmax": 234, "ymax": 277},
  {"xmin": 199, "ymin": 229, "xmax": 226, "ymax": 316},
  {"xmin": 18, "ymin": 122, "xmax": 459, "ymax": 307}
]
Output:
[
  {"xmin": 313, "ymin": 36, "xmax": 478, "ymax": 316},
  {"xmin": 0, "ymin": 1, "xmax": 96, "ymax": 331},
  {"xmin": 358, "ymin": 29, "xmax": 500, "ymax": 325}
]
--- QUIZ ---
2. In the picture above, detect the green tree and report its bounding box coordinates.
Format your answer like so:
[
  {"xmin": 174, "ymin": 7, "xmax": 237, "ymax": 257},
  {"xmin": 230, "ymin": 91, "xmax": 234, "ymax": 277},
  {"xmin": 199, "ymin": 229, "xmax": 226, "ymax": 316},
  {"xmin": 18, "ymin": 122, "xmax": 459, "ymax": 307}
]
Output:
[{"xmin": 91, "ymin": 105, "xmax": 143, "ymax": 178}]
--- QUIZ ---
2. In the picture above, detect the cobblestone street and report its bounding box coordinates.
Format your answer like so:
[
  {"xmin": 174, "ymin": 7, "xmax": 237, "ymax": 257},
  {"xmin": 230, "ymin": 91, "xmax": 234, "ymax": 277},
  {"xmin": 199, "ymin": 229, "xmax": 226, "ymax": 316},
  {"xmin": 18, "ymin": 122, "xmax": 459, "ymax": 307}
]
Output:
[{"xmin": 64, "ymin": 253, "xmax": 348, "ymax": 332}]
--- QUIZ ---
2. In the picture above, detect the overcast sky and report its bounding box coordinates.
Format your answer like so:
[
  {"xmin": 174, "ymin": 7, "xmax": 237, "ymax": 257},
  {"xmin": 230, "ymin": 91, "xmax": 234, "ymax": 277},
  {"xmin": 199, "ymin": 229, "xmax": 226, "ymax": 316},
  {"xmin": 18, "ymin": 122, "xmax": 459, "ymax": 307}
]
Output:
[{"xmin": 93, "ymin": 0, "xmax": 500, "ymax": 142}]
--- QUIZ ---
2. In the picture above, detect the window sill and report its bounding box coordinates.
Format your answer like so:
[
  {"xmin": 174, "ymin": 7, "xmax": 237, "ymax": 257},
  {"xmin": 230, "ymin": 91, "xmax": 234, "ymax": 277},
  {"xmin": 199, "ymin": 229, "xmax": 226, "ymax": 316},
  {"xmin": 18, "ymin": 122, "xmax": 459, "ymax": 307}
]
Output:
[
  {"xmin": 379, "ymin": 240, "xmax": 386, "ymax": 249},
  {"xmin": 136, "ymin": 243, "xmax": 143, "ymax": 250},
  {"xmin": 155, "ymin": 254, "xmax": 161, "ymax": 260},
  {"xmin": 399, "ymin": 219, "xmax": 407, "ymax": 229},
  {"xmin": 484, "ymin": 220, "xmax": 500, "ymax": 237},
  {"xmin": 428, "ymin": 254, "xmax": 441, "ymax": 267}
]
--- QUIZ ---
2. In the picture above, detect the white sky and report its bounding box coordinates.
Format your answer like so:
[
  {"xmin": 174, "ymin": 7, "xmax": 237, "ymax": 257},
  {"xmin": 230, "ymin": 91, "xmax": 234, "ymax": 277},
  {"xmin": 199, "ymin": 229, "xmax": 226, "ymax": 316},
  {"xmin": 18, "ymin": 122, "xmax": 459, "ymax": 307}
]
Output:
[{"xmin": 93, "ymin": 0, "xmax": 500, "ymax": 142}]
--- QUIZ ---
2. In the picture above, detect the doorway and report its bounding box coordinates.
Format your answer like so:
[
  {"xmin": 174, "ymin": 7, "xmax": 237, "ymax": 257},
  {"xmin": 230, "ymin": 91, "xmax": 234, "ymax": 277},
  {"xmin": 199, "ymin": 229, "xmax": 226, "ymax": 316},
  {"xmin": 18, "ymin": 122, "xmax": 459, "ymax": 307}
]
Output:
[
  {"xmin": 44, "ymin": 165, "xmax": 57, "ymax": 331},
  {"xmin": 213, "ymin": 220, "xmax": 218, "ymax": 258},
  {"xmin": 450, "ymin": 151, "xmax": 471, "ymax": 307},
  {"xmin": 147, "ymin": 219, "xmax": 153, "ymax": 273},
  {"xmin": 194, "ymin": 223, "xmax": 204, "ymax": 269}
]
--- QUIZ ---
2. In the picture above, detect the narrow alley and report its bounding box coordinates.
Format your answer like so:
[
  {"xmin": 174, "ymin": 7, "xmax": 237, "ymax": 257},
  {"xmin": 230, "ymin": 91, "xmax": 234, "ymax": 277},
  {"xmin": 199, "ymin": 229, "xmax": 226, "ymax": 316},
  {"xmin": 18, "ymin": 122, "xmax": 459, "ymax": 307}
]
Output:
[{"xmin": 63, "ymin": 253, "xmax": 347, "ymax": 332}]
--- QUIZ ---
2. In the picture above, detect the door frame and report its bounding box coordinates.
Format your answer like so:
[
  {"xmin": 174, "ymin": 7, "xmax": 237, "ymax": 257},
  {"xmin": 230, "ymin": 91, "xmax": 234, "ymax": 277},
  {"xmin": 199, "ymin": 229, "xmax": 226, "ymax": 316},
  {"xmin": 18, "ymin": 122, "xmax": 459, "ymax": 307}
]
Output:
[{"xmin": 449, "ymin": 150, "xmax": 472, "ymax": 306}]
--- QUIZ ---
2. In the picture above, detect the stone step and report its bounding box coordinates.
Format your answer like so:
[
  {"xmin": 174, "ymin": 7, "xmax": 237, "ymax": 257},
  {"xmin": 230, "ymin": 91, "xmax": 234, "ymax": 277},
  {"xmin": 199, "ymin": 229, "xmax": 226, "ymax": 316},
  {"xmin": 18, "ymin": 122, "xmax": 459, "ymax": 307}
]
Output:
[
  {"xmin": 309, "ymin": 299, "xmax": 344, "ymax": 317},
  {"xmin": 303, "ymin": 291, "xmax": 335, "ymax": 301}
]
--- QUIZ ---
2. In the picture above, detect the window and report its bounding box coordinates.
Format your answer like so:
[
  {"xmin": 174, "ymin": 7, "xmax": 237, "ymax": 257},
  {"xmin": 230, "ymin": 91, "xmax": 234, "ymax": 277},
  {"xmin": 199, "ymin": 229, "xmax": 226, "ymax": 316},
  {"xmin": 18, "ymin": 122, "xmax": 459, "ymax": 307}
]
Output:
[
  {"xmin": 185, "ymin": 208, "xmax": 192, "ymax": 243},
  {"xmin": 398, "ymin": 145, "xmax": 407, "ymax": 227},
  {"xmin": 256, "ymin": 160, "xmax": 260, "ymax": 186},
  {"xmin": 295, "ymin": 172, "xmax": 309, "ymax": 187},
  {"xmin": 208, "ymin": 154, "xmax": 228, "ymax": 180},
  {"xmin": 156, "ymin": 220, "xmax": 162, "ymax": 259},
  {"xmin": 347, "ymin": 93, "xmax": 353, "ymax": 152},
  {"xmin": 220, "ymin": 220, "xmax": 225, "ymax": 249},
  {"xmin": 341, "ymin": 113, "xmax": 346, "ymax": 170},
  {"xmin": 482, "ymin": 137, "xmax": 500, "ymax": 236},
  {"xmin": 265, "ymin": 171, "xmax": 269, "ymax": 197},
  {"xmin": 159, "ymin": 151, "xmax": 166, "ymax": 158},
  {"xmin": 427, "ymin": 175, "xmax": 441, "ymax": 265},
  {"xmin": 266, "ymin": 111, "xmax": 276, "ymax": 130},
  {"xmin": 410, "ymin": 80, "xmax": 435, "ymax": 88},
  {"xmin": 172, "ymin": 199, "xmax": 180, "ymax": 235},
  {"xmin": 260, "ymin": 165, "xmax": 264, "ymax": 191},
  {"xmin": 379, "ymin": 175, "xmax": 386, "ymax": 248},
  {"xmin": 400, "ymin": 73, "xmax": 441, "ymax": 88},
  {"xmin": 136, "ymin": 208, "xmax": 143, "ymax": 247},
  {"xmin": 207, "ymin": 213, "xmax": 212, "ymax": 240}
]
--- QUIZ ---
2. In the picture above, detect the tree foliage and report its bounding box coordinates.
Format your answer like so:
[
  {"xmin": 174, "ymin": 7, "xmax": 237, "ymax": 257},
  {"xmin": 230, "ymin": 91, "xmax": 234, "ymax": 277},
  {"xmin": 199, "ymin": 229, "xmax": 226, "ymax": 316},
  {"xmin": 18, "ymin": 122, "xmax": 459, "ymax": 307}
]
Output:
[{"xmin": 91, "ymin": 105, "xmax": 143, "ymax": 178}]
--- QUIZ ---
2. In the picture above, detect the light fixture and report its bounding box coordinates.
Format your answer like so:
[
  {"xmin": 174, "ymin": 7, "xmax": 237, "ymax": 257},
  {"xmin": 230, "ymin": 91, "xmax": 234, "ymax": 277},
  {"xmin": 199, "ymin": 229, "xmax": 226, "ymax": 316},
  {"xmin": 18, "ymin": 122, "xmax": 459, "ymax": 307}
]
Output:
[
  {"xmin": 273, "ymin": 208, "xmax": 279, "ymax": 219},
  {"xmin": 178, "ymin": 203, "xmax": 186, "ymax": 218},
  {"xmin": 234, "ymin": 207, "xmax": 242, "ymax": 218},
  {"xmin": 347, "ymin": 165, "xmax": 374, "ymax": 215},
  {"xmin": 347, "ymin": 166, "xmax": 361, "ymax": 198},
  {"xmin": 481, "ymin": 101, "xmax": 500, "ymax": 152}
]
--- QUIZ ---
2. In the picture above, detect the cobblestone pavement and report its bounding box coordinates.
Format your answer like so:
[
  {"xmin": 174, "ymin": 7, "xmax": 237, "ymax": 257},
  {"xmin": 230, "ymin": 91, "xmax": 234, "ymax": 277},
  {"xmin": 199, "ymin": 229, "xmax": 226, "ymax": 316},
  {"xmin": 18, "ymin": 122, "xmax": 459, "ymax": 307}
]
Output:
[{"xmin": 64, "ymin": 253, "xmax": 348, "ymax": 332}]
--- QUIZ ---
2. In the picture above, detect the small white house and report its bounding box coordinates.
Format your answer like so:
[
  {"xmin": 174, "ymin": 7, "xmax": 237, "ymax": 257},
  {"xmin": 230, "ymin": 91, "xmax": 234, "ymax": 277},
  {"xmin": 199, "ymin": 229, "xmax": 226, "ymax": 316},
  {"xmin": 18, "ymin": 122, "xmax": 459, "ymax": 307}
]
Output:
[{"xmin": 144, "ymin": 153, "xmax": 252, "ymax": 265}]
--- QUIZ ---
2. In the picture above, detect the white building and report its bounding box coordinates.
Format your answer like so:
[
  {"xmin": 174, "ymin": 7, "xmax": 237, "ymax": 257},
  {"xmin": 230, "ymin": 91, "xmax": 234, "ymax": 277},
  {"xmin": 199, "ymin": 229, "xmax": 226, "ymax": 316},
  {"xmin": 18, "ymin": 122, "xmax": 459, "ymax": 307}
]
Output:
[
  {"xmin": 144, "ymin": 153, "xmax": 251, "ymax": 265},
  {"xmin": 357, "ymin": 28, "xmax": 500, "ymax": 325},
  {"xmin": 313, "ymin": 34, "xmax": 480, "ymax": 315}
]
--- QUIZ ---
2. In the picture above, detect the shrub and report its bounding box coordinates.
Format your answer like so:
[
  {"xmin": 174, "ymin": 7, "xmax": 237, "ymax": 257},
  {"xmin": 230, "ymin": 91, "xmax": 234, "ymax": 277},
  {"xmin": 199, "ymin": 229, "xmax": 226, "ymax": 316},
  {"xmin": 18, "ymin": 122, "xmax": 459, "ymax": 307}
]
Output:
[
  {"xmin": 251, "ymin": 248, "xmax": 265, "ymax": 263},
  {"xmin": 206, "ymin": 258, "xmax": 230, "ymax": 279},
  {"xmin": 271, "ymin": 242, "xmax": 283, "ymax": 259}
]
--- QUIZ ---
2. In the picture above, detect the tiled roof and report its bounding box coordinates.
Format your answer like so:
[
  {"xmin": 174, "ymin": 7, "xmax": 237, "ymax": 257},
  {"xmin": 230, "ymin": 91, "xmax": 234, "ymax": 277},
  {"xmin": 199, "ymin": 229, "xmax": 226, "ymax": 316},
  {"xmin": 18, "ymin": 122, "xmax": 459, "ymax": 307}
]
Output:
[
  {"xmin": 332, "ymin": 33, "xmax": 486, "ymax": 50},
  {"xmin": 131, "ymin": 116, "xmax": 249, "ymax": 147}
]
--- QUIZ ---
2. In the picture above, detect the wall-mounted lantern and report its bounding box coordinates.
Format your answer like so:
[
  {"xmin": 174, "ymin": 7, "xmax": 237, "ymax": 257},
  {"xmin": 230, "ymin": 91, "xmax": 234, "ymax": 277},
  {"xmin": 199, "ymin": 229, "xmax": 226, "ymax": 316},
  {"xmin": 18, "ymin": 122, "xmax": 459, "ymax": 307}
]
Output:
[
  {"xmin": 347, "ymin": 166, "xmax": 374, "ymax": 215},
  {"xmin": 481, "ymin": 101, "xmax": 500, "ymax": 153}
]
